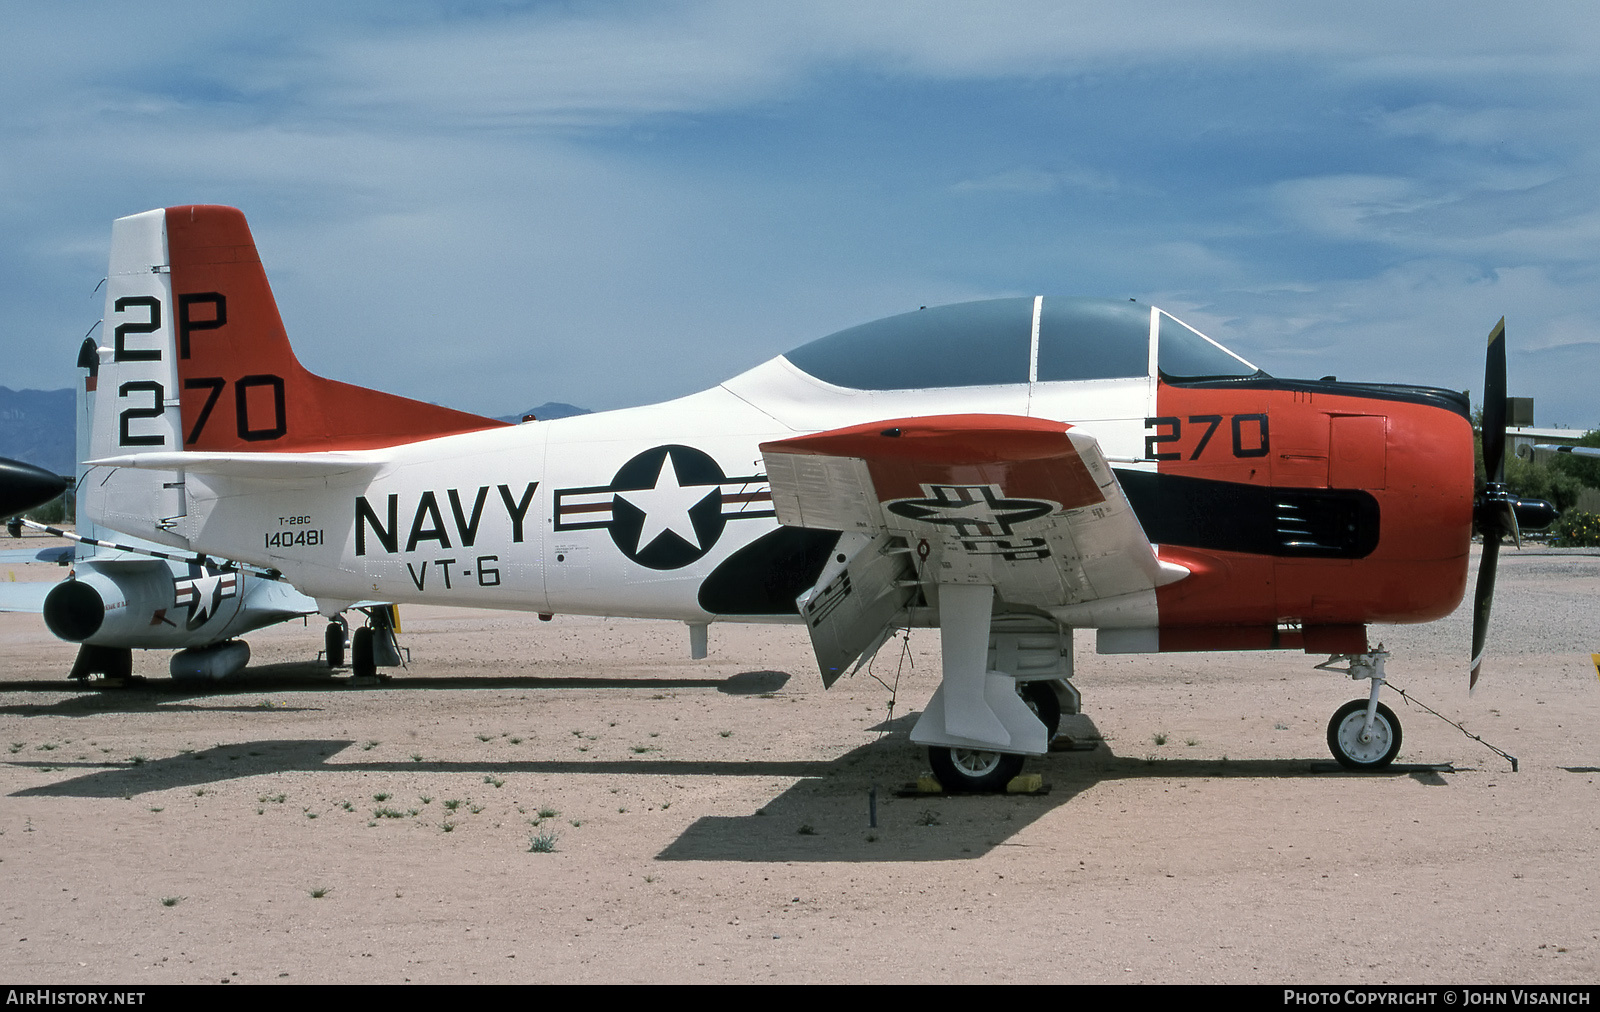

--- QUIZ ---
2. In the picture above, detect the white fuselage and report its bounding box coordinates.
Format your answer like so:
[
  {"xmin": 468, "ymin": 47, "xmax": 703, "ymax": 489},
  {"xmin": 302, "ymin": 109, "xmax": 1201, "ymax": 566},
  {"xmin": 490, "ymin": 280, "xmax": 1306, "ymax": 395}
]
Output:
[{"xmin": 141, "ymin": 357, "xmax": 1153, "ymax": 621}]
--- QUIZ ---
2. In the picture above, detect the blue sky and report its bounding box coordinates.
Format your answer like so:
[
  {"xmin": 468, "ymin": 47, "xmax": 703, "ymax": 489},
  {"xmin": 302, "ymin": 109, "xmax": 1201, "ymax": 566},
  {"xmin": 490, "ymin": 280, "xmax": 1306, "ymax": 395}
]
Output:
[{"xmin": 6, "ymin": 1, "xmax": 1600, "ymax": 427}]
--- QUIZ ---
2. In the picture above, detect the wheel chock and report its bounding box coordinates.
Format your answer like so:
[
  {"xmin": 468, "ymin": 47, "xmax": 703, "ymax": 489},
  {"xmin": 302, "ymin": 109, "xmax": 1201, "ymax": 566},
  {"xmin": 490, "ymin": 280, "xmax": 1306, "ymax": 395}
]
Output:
[{"xmin": 1005, "ymin": 772, "xmax": 1044, "ymax": 793}]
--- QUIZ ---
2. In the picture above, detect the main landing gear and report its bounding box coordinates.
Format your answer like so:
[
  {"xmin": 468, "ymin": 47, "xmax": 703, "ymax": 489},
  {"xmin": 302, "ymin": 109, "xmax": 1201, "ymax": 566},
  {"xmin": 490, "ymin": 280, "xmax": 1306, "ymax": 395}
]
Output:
[
  {"xmin": 912, "ymin": 588, "xmax": 1074, "ymax": 793},
  {"xmin": 926, "ymin": 677, "xmax": 1068, "ymax": 792},
  {"xmin": 1316, "ymin": 649, "xmax": 1403, "ymax": 770},
  {"xmin": 349, "ymin": 606, "xmax": 405, "ymax": 684},
  {"xmin": 928, "ymin": 746, "xmax": 1026, "ymax": 794},
  {"xmin": 324, "ymin": 616, "xmax": 348, "ymax": 669},
  {"xmin": 925, "ymin": 679, "xmax": 1070, "ymax": 791}
]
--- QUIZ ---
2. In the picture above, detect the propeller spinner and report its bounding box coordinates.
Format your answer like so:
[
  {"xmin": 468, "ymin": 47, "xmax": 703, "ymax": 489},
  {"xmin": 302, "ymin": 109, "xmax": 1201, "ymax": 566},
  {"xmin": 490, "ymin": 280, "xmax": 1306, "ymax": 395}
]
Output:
[{"xmin": 1470, "ymin": 319, "xmax": 1559, "ymax": 689}]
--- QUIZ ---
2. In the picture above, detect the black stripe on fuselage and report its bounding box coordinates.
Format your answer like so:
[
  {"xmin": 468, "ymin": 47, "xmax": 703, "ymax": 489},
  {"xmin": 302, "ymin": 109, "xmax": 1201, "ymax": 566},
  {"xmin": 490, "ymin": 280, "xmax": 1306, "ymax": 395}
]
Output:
[
  {"xmin": 1117, "ymin": 470, "xmax": 1380, "ymax": 559},
  {"xmin": 697, "ymin": 527, "xmax": 843, "ymax": 616}
]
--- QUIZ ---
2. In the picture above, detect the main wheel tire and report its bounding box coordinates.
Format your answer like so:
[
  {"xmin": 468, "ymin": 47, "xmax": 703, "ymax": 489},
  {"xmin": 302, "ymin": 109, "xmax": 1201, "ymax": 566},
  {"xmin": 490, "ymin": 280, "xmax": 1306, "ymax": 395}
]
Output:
[
  {"xmin": 928, "ymin": 746, "xmax": 1026, "ymax": 793},
  {"xmin": 351, "ymin": 627, "xmax": 376, "ymax": 680},
  {"xmin": 1018, "ymin": 681, "xmax": 1062, "ymax": 740},
  {"xmin": 1327, "ymin": 699, "xmax": 1402, "ymax": 770},
  {"xmin": 325, "ymin": 622, "xmax": 346, "ymax": 669}
]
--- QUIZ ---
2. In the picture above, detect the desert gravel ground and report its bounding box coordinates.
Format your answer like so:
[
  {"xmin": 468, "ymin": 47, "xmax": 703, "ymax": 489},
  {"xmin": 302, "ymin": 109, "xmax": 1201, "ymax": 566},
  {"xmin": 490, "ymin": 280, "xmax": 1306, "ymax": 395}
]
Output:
[{"xmin": 1, "ymin": 536, "xmax": 1597, "ymax": 984}]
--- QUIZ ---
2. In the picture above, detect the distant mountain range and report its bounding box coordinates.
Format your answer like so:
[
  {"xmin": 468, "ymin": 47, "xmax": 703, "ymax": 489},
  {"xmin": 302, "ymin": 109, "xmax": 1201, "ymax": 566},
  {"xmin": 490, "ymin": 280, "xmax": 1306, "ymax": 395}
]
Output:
[
  {"xmin": 494, "ymin": 403, "xmax": 592, "ymax": 423},
  {"xmin": 0, "ymin": 388, "xmax": 591, "ymax": 475}
]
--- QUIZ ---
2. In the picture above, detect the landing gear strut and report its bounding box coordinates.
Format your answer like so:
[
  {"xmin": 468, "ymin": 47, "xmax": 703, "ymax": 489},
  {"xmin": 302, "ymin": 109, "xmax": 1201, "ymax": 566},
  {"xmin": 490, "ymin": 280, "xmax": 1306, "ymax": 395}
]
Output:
[
  {"xmin": 1317, "ymin": 649, "xmax": 1403, "ymax": 770},
  {"xmin": 350, "ymin": 606, "xmax": 404, "ymax": 684}
]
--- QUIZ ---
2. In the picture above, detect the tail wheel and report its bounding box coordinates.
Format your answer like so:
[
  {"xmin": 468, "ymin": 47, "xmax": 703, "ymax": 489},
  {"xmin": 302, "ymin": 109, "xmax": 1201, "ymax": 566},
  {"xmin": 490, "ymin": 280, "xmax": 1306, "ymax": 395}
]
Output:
[
  {"xmin": 928, "ymin": 746, "xmax": 1025, "ymax": 793},
  {"xmin": 1327, "ymin": 699, "xmax": 1402, "ymax": 770},
  {"xmin": 351, "ymin": 627, "xmax": 376, "ymax": 680}
]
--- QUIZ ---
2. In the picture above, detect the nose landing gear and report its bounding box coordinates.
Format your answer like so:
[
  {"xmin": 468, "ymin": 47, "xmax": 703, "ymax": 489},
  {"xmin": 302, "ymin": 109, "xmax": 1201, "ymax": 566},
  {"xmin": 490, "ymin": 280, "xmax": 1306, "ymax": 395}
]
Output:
[{"xmin": 1316, "ymin": 649, "xmax": 1403, "ymax": 770}]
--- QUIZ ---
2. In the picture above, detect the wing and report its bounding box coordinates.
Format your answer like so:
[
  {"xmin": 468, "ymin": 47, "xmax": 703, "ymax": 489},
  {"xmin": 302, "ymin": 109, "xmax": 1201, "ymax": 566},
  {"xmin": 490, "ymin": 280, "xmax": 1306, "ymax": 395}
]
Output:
[
  {"xmin": 0, "ymin": 545, "xmax": 72, "ymax": 564},
  {"xmin": 761, "ymin": 414, "xmax": 1187, "ymax": 680},
  {"xmin": 1534, "ymin": 443, "xmax": 1600, "ymax": 459},
  {"xmin": 0, "ymin": 580, "xmax": 56, "ymax": 613}
]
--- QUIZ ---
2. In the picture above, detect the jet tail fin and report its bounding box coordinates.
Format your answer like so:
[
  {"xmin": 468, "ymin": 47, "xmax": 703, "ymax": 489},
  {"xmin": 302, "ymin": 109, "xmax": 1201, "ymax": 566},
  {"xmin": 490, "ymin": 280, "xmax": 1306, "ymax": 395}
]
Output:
[{"xmin": 90, "ymin": 205, "xmax": 506, "ymax": 462}]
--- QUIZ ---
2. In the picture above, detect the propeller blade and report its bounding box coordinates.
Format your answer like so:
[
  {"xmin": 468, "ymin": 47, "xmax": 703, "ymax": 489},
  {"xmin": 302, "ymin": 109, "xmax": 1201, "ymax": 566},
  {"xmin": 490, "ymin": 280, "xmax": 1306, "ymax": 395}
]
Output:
[
  {"xmin": 1470, "ymin": 531, "xmax": 1501, "ymax": 690},
  {"xmin": 1471, "ymin": 317, "xmax": 1510, "ymax": 691},
  {"xmin": 1482, "ymin": 317, "xmax": 1507, "ymax": 483}
]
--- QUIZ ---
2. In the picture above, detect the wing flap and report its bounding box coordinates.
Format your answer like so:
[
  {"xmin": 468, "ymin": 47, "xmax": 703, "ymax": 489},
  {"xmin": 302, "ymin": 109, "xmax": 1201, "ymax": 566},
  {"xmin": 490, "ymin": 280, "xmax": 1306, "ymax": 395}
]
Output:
[{"xmin": 795, "ymin": 532, "xmax": 918, "ymax": 686}]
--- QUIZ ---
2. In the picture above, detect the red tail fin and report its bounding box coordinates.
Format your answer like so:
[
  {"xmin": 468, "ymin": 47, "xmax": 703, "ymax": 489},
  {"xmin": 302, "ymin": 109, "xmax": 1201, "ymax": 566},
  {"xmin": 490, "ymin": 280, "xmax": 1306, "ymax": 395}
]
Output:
[{"xmin": 166, "ymin": 205, "xmax": 506, "ymax": 452}]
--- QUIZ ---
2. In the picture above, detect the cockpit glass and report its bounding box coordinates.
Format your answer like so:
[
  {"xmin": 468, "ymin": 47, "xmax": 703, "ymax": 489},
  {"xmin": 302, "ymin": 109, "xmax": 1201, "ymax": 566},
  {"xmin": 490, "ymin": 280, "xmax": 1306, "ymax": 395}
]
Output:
[
  {"xmin": 783, "ymin": 299, "xmax": 1032, "ymax": 390},
  {"xmin": 780, "ymin": 298, "xmax": 1261, "ymax": 390},
  {"xmin": 1157, "ymin": 311, "xmax": 1261, "ymax": 379},
  {"xmin": 784, "ymin": 297, "xmax": 1165, "ymax": 390},
  {"xmin": 1033, "ymin": 298, "xmax": 1151, "ymax": 382}
]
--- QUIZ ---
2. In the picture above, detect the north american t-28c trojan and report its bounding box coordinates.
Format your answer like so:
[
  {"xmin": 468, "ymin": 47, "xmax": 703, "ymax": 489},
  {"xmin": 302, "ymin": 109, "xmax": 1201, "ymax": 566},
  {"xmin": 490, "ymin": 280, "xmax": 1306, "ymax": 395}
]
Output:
[{"xmin": 76, "ymin": 205, "xmax": 1553, "ymax": 790}]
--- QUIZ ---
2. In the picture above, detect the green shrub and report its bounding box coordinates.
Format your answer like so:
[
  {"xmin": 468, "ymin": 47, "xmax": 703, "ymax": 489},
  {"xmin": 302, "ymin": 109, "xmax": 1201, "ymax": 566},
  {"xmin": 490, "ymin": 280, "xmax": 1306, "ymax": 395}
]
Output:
[{"xmin": 1551, "ymin": 510, "xmax": 1600, "ymax": 547}]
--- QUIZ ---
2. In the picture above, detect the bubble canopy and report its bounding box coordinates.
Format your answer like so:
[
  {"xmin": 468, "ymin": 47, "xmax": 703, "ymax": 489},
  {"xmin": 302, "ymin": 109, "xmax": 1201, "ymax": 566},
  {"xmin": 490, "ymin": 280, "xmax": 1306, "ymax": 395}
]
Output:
[{"xmin": 782, "ymin": 297, "xmax": 1261, "ymax": 391}]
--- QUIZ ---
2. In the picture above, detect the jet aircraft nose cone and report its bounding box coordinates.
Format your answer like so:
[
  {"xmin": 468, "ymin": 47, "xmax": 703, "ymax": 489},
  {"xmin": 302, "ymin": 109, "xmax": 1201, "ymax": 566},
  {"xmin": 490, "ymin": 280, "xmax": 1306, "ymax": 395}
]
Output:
[{"xmin": 0, "ymin": 457, "xmax": 68, "ymax": 518}]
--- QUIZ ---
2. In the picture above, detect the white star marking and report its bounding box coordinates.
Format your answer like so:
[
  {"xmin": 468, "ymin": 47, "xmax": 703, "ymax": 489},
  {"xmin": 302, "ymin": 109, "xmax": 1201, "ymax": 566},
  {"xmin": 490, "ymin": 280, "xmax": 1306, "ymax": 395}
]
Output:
[
  {"xmin": 616, "ymin": 454, "xmax": 716, "ymax": 554},
  {"xmin": 184, "ymin": 571, "xmax": 226, "ymax": 624}
]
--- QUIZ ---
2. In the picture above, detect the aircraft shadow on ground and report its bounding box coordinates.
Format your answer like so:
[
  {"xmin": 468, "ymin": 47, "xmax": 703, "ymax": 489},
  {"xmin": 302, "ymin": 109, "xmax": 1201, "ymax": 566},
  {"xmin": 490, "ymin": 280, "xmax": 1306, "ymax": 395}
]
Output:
[
  {"xmin": 7, "ymin": 713, "xmax": 1454, "ymax": 861},
  {"xmin": 0, "ymin": 667, "xmax": 791, "ymax": 717},
  {"xmin": 654, "ymin": 714, "xmax": 1458, "ymax": 862},
  {"xmin": 5, "ymin": 739, "xmax": 836, "ymax": 800}
]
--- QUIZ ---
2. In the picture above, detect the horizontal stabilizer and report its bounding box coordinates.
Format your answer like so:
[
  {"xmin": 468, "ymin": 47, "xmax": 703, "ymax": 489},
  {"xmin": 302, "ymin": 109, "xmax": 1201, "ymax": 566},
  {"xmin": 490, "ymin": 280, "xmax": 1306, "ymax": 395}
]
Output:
[
  {"xmin": 0, "ymin": 581, "xmax": 55, "ymax": 613},
  {"xmin": 87, "ymin": 451, "xmax": 386, "ymax": 481},
  {"xmin": 0, "ymin": 545, "xmax": 73, "ymax": 565}
]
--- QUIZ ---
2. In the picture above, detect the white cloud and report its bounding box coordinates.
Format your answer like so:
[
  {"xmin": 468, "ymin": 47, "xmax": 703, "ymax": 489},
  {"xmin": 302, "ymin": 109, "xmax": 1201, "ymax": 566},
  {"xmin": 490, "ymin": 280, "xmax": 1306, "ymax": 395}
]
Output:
[
  {"xmin": 4, "ymin": 1, "xmax": 1600, "ymax": 431},
  {"xmin": 950, "ymin": 165, "xmax": 1127, "ymax": 196}
]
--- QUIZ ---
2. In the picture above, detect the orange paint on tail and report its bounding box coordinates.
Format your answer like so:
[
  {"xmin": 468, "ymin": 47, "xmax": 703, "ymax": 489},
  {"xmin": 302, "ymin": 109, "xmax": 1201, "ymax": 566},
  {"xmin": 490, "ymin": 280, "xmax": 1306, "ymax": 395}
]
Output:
[{"xmin": 165, "ymin": 205, "xmax": 507, "ymax": 452}]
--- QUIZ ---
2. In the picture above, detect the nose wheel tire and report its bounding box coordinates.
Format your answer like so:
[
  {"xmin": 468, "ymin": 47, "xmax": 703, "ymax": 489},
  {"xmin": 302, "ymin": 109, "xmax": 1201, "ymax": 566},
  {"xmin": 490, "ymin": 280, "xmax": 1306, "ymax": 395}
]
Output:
[
  {"xmin": 1327, "ymin": 699, "xmax": 1402, "ymax": 770},
  {"xmin": 928, "ymin": 746, "xmax": 1025, "ymax": 793}
]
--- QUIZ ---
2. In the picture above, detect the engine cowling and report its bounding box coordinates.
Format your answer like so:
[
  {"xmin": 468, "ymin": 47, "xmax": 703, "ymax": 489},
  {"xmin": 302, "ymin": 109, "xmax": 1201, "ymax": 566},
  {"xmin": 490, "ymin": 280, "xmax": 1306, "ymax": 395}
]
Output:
[{"xmin": 42, "ymin": 563, "xmax": 176, "ymax": 646}]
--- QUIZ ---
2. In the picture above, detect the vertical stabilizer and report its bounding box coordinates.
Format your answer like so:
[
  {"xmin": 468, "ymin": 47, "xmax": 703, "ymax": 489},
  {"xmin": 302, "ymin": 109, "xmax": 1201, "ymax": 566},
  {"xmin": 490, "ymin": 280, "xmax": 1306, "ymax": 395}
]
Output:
[{"xmin": 90, "ymin": 205, "xmax": 507, "ymax": 460}]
